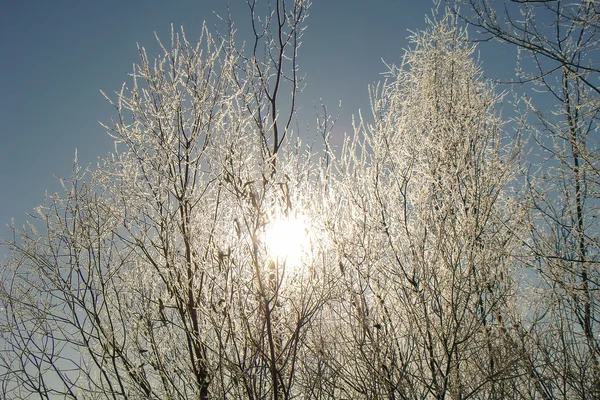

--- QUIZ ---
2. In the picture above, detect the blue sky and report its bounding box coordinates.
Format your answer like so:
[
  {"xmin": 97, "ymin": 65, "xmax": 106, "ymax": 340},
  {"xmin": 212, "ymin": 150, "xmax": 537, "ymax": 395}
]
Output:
[{"xmin": 0, "ymin": 0, "xmax": 514, "ymax": 238}]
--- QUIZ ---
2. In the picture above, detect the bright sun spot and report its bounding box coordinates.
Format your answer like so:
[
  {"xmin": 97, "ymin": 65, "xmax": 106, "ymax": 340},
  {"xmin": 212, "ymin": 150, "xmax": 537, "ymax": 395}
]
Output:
[{"xmin": 264, "ymin": 214, "xmax": 309, "ymax": 267}]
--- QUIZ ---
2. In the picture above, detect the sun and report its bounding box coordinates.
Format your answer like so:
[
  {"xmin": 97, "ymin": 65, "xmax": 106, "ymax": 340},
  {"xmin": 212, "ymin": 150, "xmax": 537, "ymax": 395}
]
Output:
[{"xmin": 264, "ymin": 214, "xmax": 309, "ymax": 266}]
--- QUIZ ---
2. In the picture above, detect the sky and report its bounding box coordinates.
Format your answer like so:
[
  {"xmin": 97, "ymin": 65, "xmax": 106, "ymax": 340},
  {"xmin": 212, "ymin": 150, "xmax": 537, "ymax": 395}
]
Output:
[{"xmin": 0, "ymin": 0, "xmax": 514, "ymax": 241}]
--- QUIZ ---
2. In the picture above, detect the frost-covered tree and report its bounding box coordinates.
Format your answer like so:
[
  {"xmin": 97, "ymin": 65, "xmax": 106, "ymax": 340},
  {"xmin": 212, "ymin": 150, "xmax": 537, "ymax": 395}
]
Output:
[
  {"xmin": 0, "ymin": 1, "xmax": 344, "ymax": 399},
  {"xmin": 6, "ymin": 2, "xmax": 597, "ymax": 399},
  {"xmin": 450, "ymin": 1, "xmax": 600, "ymax": 397},
  {"xmin": 327, "ymin": 14, "xmax": 524, "ymax": 399}
]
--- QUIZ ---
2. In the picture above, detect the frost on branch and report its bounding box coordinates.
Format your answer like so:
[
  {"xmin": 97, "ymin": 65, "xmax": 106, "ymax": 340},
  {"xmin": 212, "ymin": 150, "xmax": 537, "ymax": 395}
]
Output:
[
  {"xmin": 0, "ymin": 2, "xmax": 339, "ymax": 398},
  {"xmin": 4, "ymin": 3, "xmax": 593, "ymax": 399},
  {"xmin": 328, "ymin": 14, "xmax": 524, "ymax": 399}
]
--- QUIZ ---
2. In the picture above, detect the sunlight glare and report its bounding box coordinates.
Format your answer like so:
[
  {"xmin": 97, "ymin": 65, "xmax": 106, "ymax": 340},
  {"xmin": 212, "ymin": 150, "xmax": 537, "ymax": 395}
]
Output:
[{"xmin": 264, "ymin": 214, "xmax": 309, "ymax": 266}]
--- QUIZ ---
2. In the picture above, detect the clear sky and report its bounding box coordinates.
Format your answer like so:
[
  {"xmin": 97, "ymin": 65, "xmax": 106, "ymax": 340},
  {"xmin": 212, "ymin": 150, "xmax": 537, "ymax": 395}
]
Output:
[{"xmin": 0, "ymin": 0, "xmax": 513, "ymax": 239}]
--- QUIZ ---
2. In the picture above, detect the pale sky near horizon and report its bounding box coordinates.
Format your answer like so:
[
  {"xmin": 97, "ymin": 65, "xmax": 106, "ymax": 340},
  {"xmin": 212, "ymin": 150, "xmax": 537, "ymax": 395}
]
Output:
[{"xmin": 0, "ymin": 0, "xmax": 514, "ymax": 241}]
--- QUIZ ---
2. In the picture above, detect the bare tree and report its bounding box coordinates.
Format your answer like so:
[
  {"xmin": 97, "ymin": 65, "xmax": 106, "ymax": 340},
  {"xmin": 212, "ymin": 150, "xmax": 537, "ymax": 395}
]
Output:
[
  {"xmin": 324, "ymin": 12, "xmax": 524, "ymax": 399},
  {"xmin": 0, "ymin": 1, "xmax": 342, "ymax": 399},
  {"xmin": 449, "ymin": 0, "xmax": 600, "ymax": 397},
  {"xmin": 7, "ymin": 1, "xmax": 595, "ymax": 399}
]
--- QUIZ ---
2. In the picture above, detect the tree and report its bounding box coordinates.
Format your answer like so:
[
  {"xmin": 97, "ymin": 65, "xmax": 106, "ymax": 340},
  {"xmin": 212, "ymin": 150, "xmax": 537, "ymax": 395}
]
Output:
[
  {"xmin": 0, "ymin": 1, "xmax": 341, "ymax": 398},
  {"xmin": 6, "ymin": 2, "xmax": 592, "ymax": 399},
  {"xmin": 449, "ymin": 0, "xmax": 600, "ymax": 397},
  {"xmin": 320, "ymin": 13, "xmax": 524, "ymax": 399}
]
